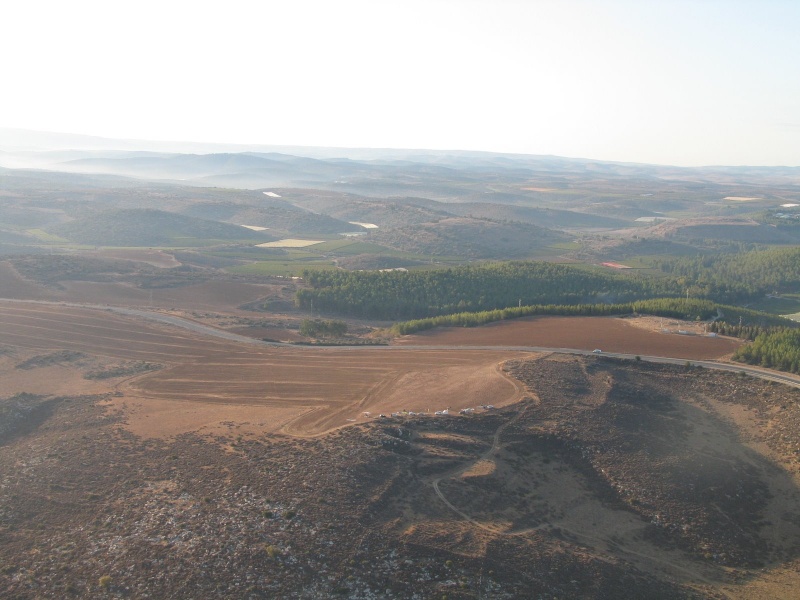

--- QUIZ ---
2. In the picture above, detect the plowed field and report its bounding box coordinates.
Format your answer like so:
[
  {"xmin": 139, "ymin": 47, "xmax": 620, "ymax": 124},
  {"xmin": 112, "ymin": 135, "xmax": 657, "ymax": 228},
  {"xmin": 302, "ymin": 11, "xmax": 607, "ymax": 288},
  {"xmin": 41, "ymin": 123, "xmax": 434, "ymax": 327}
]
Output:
[
  {"xmin": 0, "ymin": 260, "xmax": 282, "ymax": 313},
  {"xmin": 394, "ymin": 315, "xmax": 741, "ymax": 359},
  {"xmin": 0, "ymin": 302, "xmax": 524, "ymax": 437}
]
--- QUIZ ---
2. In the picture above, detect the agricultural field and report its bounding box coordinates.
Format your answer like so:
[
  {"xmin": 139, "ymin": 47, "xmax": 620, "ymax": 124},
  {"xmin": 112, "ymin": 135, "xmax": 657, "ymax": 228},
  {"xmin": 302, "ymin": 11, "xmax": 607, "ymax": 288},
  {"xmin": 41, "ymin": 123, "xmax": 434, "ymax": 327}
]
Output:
[
  {"xmin": 0, "ymin": 301, "xmax": 524, "ymax": 438},
  {"xmin": 395, "ymin": 315, "xmax": 742, "ymax": 359}
]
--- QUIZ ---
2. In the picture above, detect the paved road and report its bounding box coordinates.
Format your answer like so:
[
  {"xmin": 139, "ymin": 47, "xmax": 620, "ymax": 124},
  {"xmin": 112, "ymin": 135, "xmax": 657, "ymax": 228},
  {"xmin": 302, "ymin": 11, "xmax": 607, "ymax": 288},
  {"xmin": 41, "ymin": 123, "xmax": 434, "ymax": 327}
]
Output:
[{"xmin": 3, "ymin": 298, "xmax": 799, "ymax": 389}]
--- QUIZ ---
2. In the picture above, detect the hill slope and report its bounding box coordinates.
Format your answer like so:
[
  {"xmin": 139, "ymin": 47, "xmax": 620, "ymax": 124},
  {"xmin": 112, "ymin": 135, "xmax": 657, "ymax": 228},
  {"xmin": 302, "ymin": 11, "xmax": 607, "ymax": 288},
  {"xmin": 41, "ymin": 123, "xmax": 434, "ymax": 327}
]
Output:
[
  {"xmin": 367, "ymin": 217, "xmax": 570, "ymax": 259},
  {"xmin": 49, "ymin": 209, "xmax": 275, "ymax": 246}
]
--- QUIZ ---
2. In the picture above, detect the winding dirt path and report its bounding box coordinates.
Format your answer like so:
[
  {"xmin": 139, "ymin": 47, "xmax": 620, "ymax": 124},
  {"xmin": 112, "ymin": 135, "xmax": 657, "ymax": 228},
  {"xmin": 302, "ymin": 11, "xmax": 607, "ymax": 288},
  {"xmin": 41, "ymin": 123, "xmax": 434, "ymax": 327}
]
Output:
[{"xmin": 431, "ymin": 403, "xmax": 529, "ymax": 532}]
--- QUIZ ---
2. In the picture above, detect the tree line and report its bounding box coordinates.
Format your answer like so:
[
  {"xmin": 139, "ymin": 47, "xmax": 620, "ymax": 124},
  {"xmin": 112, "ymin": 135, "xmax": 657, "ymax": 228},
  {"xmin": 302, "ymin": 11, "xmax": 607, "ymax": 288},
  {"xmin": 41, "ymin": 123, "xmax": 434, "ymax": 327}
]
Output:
[{"xmin": 390, "ymin": 298, "xmax": 794, "ymax": 335}]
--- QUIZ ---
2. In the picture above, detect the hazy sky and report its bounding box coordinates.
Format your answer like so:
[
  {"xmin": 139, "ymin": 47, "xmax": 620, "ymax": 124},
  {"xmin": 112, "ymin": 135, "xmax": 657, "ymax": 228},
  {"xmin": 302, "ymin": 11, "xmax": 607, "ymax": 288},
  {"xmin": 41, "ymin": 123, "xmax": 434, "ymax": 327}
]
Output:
[{"xmin": 3, "ymin": 0, "xmax": 799, "ymax": 166}]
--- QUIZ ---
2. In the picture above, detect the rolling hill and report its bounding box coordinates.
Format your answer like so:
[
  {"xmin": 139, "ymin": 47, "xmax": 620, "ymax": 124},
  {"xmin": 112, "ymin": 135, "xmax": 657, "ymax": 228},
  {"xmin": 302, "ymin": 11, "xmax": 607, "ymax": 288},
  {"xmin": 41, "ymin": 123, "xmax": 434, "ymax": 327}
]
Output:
[
  {"xmin": 367, "ymin": 217, "xmax": 571, "ymax": 259},
  {"xmin": 48, "ymin": 209, "xmax": 276, "ymax": 247}
]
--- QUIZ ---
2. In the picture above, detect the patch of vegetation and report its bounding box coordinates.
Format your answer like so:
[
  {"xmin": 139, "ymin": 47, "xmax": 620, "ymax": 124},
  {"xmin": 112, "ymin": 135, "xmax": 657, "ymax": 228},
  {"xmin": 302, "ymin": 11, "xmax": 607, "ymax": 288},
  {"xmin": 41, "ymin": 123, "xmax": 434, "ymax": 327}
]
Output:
[
  {"xmin": 335, "ymin": 254, "xmax": 427, "ymax": 271},
  {"xmin": 0, "ymin": 393, "xmax": 56, "ymax": 445},
  {"xmin": 299, "ymin": 319, "xmax": 347, "ymax": 338},
  {"xmin": 11, "ymin": 255, "xmax": 140, "ymax": 285},
  {"xmin": 743, "ymin": 293, "xmax": 800, "ymax": 316},
  {"xmin": 170, "ymin": 250, "xmax": 245, "ymax": 268},
  {"xmin": 84, "ymin": 361, "xmax": 163, "ymax": 380},
  {"xmin": 16, "ymin": 351, "xmax": 85, "ymax": 370},
  {"xmin": 24, "ymin": 228, "xmax": 72, "ymax": 243},
  {"xmin": 229, "ymin": 259, "xmax": 336, "ymax": 277}
]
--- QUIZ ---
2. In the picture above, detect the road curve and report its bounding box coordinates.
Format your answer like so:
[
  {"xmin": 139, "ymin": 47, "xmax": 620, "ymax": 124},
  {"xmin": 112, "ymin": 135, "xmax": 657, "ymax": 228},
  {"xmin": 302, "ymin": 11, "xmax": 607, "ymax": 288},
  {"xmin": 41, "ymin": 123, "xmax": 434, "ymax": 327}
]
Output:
[{"xmin": 2, "ymin": 298, "xmax": 799, "ymax": 389}]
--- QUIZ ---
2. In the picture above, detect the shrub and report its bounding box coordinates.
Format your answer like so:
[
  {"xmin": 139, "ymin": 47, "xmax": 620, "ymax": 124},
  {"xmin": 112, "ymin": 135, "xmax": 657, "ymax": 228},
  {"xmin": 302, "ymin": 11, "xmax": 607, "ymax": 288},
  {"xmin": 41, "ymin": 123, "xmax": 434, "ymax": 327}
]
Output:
[{"xmin": 300, "ymin": 318, "xmax": 347, "ymax": 338}]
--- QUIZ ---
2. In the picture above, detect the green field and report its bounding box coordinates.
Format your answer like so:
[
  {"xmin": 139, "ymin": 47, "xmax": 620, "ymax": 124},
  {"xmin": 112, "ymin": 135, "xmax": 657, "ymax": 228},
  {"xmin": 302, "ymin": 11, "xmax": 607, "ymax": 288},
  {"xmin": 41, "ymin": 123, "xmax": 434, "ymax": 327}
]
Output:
[
  {"xmin": 228, "ymin": 262, "xmax": 335, "ymax": 277},
  {"xmin": 745, "ymin": 294, "xmax": 800, "ymax": 317},
  {"xmin": 308, "ymin": 239, "xmax": 397, "ymax": 255},
  {"xmin": 25, "ymin": 229, "xmax": 72, "ymax": 243}
]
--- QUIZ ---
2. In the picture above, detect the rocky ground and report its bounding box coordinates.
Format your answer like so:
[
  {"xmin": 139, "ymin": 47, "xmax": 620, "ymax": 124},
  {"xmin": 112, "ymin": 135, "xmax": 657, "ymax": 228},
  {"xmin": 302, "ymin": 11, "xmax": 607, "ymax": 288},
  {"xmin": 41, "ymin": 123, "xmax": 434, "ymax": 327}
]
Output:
[{"xmin": 2, "ymin": 356, "xmax": 800, "ymax": 598}]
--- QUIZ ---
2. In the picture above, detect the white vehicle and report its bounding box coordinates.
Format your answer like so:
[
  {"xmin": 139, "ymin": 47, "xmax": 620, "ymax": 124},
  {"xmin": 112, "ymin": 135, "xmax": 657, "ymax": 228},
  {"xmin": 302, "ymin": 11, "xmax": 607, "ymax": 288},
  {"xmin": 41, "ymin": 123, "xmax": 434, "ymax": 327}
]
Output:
[{"xmin": 593, "ymin": 349, "xmax": 602, "ymax": 353}]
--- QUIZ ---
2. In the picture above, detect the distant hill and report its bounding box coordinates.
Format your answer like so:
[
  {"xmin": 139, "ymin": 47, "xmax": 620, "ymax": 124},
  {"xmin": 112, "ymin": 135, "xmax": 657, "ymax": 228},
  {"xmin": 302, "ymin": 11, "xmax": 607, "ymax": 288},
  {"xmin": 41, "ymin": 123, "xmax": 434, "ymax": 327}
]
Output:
[
  {"xmin": 368, "ymin": 217, "xmax": 570, "ymax": 259},
  {"xmin": 230, "ymin": 207, "xmax": 361, "ymax": 235},
  {"xmin": 310, "ymin": 199, "xmax": 450, "ymax": 229},
  {"xmin": 440, "ymin": 202, "xmax": 631, "ymax": 229},
  {"xmin": 178, "ymin": 201, "xmax": 362, "ymax": 235},
  {"xmin": 48, "ymin": 209, "xmax": 276, "ymax": 247},
  {"xmin": 650, "ymin": 218, "xmax": 800, "ymax": 244}
]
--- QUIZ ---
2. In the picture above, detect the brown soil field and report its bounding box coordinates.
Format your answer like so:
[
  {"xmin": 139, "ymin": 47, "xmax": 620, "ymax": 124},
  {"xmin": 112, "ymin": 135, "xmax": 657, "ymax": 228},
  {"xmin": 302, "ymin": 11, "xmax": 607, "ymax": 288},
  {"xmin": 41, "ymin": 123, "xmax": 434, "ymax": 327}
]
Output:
[
  {"xmin": 0, "ymin": 259, "xmax": 287, "ymax": 314},
  {"xmin": 56, "ymin": 279, "xmax": 283, "ymax": 313},
  {"xmin": 0, "ymin": 302, "xmax": 524, "ymax": 438},
  {"xmin": 395, "ymin": 315, "xmax": 741, "ymax": 359}
]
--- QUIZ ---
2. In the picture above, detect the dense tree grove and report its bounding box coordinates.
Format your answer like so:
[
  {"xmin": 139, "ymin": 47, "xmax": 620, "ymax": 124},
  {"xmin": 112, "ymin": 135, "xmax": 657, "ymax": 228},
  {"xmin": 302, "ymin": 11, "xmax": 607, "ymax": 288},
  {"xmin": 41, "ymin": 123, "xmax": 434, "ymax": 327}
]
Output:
[
  {"xmin": 733, "ymin": 330, "xmax": 800, "ymax": 374},
  {"xmin": 655, "ymin": 247, "xmax": 800, "ymax": 302},
  {"xmin": 297, "ymin": 262, "xmax": 677, "ymax": 320},
  {"xmin": 296, "ymin": 249, "xmax": 800, "ymax": 322},
  {"xmin": 707, "ymin": 321, "xmax": 785, "ymax": 341}
]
